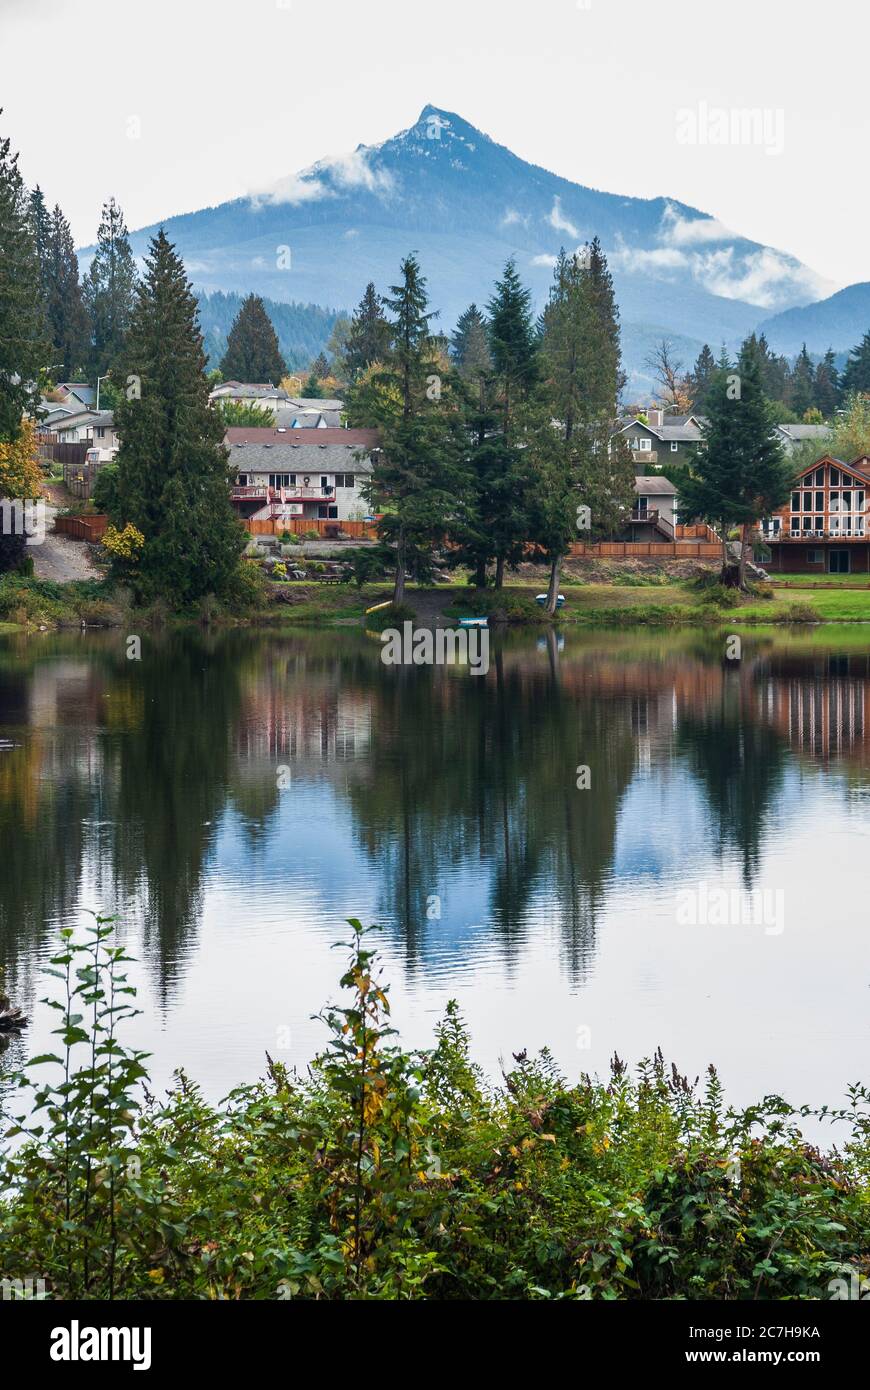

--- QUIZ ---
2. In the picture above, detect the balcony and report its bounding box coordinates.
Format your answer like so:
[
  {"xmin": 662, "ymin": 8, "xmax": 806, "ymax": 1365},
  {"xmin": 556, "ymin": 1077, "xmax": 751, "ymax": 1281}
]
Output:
[
  {"xmin": 781, "ymin": 529, "xmax": 867, "ymax": 542},
  {"xmin": 630, "ymin": 507, "xmax": 675, "ymax": 539},
  {"xmin": 231, "ymin": 486, "xmax": 268, "ymax": 501}
]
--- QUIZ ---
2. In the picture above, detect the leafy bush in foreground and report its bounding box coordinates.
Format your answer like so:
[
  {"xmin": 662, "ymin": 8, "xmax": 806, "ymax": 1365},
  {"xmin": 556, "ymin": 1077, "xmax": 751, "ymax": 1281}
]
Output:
[{"xmin": 0, "ymin": 919, "xmax": 868, "ymax": 1301}]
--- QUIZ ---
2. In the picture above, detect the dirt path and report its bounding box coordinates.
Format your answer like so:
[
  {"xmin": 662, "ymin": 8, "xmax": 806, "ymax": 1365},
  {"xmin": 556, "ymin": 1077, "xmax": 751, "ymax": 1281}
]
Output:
[
  {"xmin": 405, "ymin": 588, "xmax": 455, "ymax": 627},
  {"xmin": 31, "ymin": 495, "xmax": 100, "ymax": 584}
]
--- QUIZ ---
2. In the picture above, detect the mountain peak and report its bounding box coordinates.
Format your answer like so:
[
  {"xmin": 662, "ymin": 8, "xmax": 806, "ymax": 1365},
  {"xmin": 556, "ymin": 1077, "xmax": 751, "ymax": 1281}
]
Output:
[{"xmin": 396, "ymin": 105, "xmax": 493, "ymax": 150}]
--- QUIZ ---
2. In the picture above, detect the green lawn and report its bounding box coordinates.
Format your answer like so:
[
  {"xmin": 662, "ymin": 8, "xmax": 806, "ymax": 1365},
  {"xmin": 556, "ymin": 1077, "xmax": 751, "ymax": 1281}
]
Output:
[
  {"xmin": 769, "ymin": 573, "xmax": 870, "ymax": 588},
  {"xmin": 735, "ymin": 589, "xmax": 870, "ymax": 623}
]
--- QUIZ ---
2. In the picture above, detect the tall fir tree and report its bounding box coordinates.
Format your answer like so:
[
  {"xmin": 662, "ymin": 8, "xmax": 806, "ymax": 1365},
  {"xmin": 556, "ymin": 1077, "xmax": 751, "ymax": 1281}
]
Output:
[
  {"xmin": 841, "ymin": 330, "xmax": 870, "ymax": 397},
  {"xmin": 27, "ymin": 184, "xmax": 52, "ymax": 315},
  {"xmin": 532, "ymin": 244, "xmax": 634, "ymax": 610},
  {"xmin": 365, "ymin": 255, "xmax": 470, "ymax": 603},
  {"xmin": 813, "ymin": 348, "xmax": 841, "ymax": 418},
  {"xmin": 450, "ymin": 303, "xmax": 492, "ymax": 381},
  {"xmin": 585, "ymin": 236, "xmax": 625, "ymax": 406},
  {"xmin": 112, "ymin": 231, "xmax": 245, "ymax": 604},
  {"xmin": 219, "ymin": 293, "xmax": 286, "ymax": 383},
  {"xmin": 487, "ymin": 258, "xmax": 537, "ymax": 427},
  {"xmin": 0, "ymin": 119, "xmax": 48, "ymax": 441},
  {"xmin": 789, "ymin": 343, "xmax": 815, "ymax": 419},
  {"xmin": 83, "ymin": 196, "xmax": 138, "ymax": 379},
  {"xmin": 344, "ymin": 282, "xmax": 392, "ymax": 381},
  {"xmin": 688, "ymin": 344, "xmax": 716, "ymax": 413},
  {"xmin": 46, "ymin": 204, "xmax": 88, "ymax": 380},
  {"xmin": 678, "ymin": 345, "xmax": 792, "ymax": 587}
]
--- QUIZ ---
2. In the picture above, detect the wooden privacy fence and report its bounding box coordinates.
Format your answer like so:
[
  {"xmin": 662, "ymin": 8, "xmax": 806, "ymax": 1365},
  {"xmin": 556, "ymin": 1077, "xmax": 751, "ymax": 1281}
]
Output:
[
  {"xmin": 53, "ymin": 514, "xmax": 108, "ymax": 542},
  {"xmin": 570, "ymin": 540, "xmax": 722, "ymax": 558},
  {"xmin": 245, "ymin": 517, "xmax": 378, "ymax": 539},
  {"xmin": 675, "ymin": 523, "xmax": 719, "ymax": 541}
]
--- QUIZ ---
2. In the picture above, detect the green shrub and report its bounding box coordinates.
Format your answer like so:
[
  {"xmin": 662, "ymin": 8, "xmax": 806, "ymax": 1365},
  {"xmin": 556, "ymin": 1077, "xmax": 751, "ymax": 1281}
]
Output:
[
  {"xmin": 1, "ymin": 920, "xmax": 868, "ymax": 1301},
  {"xmin": 365, "ymin": 602, "xmax": 415, "ymax": 632}
]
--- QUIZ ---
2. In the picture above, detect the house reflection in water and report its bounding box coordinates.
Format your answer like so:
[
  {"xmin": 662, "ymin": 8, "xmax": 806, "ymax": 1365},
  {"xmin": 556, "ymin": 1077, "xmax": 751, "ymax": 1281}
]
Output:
[{"xmin": 751, "ymin": 653, "xmax": 870, "ymax": 770}]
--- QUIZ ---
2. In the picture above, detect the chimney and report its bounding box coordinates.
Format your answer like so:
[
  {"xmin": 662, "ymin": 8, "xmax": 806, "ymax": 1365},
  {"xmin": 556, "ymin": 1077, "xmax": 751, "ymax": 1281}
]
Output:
[{"xmin": 647, "ymin": 407, "xmax": 664, "ymax": 429}]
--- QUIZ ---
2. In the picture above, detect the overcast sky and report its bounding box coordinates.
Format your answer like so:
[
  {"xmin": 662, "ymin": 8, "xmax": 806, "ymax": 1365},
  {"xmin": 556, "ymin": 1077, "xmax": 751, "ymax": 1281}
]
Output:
[{"xmin": 2, "ymin": 0, "xmax": 865, "ymax": 289}]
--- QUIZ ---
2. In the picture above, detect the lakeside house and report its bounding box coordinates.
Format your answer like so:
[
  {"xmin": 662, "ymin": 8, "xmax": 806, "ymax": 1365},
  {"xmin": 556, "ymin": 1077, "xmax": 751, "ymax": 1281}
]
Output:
[
  {"xmin": 616, "ymin": 408, "xmax": 705, "ymax": 468},
  {"xmin": 226, "ymin": 426, "xmax": 379, "ymax": 530},
  {"xmin": 209, "ymin": 382, "xmax": 290, "ymax": 410},
  {"xmin": 209, "ymin": 383, "xmax": 344, "ymax": 429},
  {"xmin": 616, "ymin": 410, "xmax": 832, "ymax": 472},
  {"xmin": 761, "ymin": 454, "xmax": 870, "ymax": 574},
  {"xmin": 626, "ymin": 475, "xmax": 680, "ymax": 540}
]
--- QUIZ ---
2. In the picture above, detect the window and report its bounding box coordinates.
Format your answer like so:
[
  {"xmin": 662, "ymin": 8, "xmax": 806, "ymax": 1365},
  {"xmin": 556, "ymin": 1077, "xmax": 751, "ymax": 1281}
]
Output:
[
  {"xmin": 335, "ymin": 473, "xmax": 355, "ymax": 488},
  {"xmin": 802, "ymin": 516, "xmax": 812, "ymax": 531},
  {"xmin": 670, "ymin": 441, "xmax": 678, "ymax": 452},
  {"xmin": 791, "ymin": 492, "xmax": 800, "ymax": 512},
  {"xmin": 320, "ymin": 476, "xmax": 328, "ymax": 489},
  {"xmin": 790, "ymin": 519, "xmax": 800, "ymax": 536},
  {"xmin": 815, "ymin": 468, "xmax": 825, "ymax": 486},
  {"xmin": 830, "ymin": 491, "xmax": 840, "ymax": 512},
  {"xmin": 639, "ymin": 438, "xmax": 652, "ymax": 452},
  {"xmin": 802, "ymin": 492, "xmax": 812, "ymax": 510},
  {"xmin": 815, "ymin": 492, "xmax": 824, "ymax": 511},
  {"xmin": 808, "ymin": 549, "xmax": 823, "ymax": 563},
  {"xmin": 831, "ymin": 467, "xmax": 841, "ymax": 485}
]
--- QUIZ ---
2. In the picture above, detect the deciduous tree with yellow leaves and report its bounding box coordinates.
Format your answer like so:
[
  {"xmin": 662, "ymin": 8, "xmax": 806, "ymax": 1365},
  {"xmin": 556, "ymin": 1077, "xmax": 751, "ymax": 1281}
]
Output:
[{"xmin": 0, "ymin": 417, "xmax": 43, "ymax": 572}]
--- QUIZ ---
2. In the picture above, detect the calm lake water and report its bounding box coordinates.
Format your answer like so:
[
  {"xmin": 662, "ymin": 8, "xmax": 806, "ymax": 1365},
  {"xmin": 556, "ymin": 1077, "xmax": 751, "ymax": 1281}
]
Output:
[{"xmin": 1, "ymin": 622, "xmax": 868, "ymax": 1122}]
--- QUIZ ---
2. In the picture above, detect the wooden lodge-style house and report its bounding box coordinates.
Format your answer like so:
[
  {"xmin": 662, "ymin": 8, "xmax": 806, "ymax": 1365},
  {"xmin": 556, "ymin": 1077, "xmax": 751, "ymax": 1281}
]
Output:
[{"xmin": 761, "ymin": 455, "xmax": 870, "ymax": 574}]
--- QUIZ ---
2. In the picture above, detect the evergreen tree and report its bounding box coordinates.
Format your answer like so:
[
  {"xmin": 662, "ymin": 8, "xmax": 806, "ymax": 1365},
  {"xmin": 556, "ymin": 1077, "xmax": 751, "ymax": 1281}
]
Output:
[
  {"xmin": 678, "ymin": 345, "xmax": 792, "ymax": 588},
  {"xmin": 27, "ymin": 184, "xmax": 52, "ymax": 312},
  {"xmin": 365, "ymin": 255, "xmax": 470, "ymax": 603},
  {"xmin": 487, "ymin": 258, "xmax": 537, "ymax": 427},
  {"xmin": 344, "ymin": 282, "xmax": 391, "ymax": 381},
  {"xmin": 83, "ymin": 196, "xmax": 138, "ymax": 378},
  {"xmin": 586, "ymin": 236, "xmax": 625, "ymax": 406},
  {"xmin": 311, "ymin": 352, "xmax": 329, "ymax": 382},
  {"xmin": 841, "ymin": 330, "xmax": 870, "ymax": 396},
  {"xmin": 46, "ymin": 204, "xmax": 88, "ymax": 379},
  {"xmin": 688, "ymin": 344, "xmax": 716, "ymax": 413},
  {"xmin": 813, "ymin": 348, "xmax": 841, "ymax": 418},
  {"xmin": 532, "ymin": 245, "xmax": 634, "ymax": 611},
  {"xmin": 324, "ymin": 314, "xmax": 352, "ymax": 380},
  {"xmin": 112, "ymin": 231, "xmax": 245, "ymax": 604},
  {"xmin": 0, "ymin": 119, "xmax": 48, "ymax": 439},
  {"xmin": 450, "ymin": 303, "xmax": 492, "ymax": 380},
  {"xmin": 381, "ymin": 254, "xmax": 437, "ymax": 422},
  {"xmin": 789, "ymin": 343, "xmax": 815, "ymax": 418},
  {"xmin": 219, "ymin": 293, "xmax": 286, "ymax": 383}
]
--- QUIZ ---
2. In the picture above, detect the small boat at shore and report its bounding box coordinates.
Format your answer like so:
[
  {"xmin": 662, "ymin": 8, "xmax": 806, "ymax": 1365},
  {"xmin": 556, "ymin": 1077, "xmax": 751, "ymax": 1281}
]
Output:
[
  {"xmin": 457, "ymin": 617, "xmax": 488, "ymax": 628},
  {"xmin": 535, "ymin": 593, "xmax": 565, "ymax": 609}
]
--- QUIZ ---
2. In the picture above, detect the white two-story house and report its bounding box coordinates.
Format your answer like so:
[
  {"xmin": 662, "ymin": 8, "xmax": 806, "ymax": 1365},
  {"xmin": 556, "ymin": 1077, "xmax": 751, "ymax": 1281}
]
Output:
[{"xmin": 226, "ymin": 427, "xmax": 380, "ymax": 525}]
